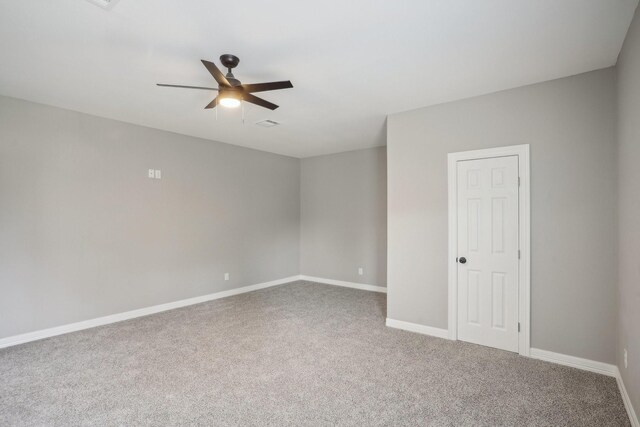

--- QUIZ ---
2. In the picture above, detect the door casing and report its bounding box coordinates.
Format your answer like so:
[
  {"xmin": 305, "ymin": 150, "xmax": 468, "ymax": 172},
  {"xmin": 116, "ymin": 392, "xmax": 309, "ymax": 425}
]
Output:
[{"xmin": 447, "ymin": 144, "xmax": 530, "ymax": 357}]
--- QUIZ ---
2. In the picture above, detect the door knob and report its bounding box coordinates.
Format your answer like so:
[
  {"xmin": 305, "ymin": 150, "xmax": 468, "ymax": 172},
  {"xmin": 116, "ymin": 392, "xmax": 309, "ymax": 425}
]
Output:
[{"xmin": 458, "ymin": 257, "xmax": 467, "ymax": 264}]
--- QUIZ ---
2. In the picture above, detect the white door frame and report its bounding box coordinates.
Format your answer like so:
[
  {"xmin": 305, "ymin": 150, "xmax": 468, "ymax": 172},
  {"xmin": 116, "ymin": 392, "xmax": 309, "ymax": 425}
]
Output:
[{"xmin": 447, "ymin": 144, "xmax": 530, "ymax": 357}]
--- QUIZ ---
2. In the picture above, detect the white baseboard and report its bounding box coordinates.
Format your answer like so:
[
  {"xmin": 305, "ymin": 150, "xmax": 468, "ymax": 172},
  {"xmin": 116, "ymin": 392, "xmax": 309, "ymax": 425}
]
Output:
[
  {"xmin": 385, "ymin": 318, "xmax": 449, "ymax": 339},
  {"xmin": 529, "ymin": 348, "xmax": 617, "ymax": 377},
  {"xmin": 298, "ymin": 275, "xmax": 387, "ymax": 293},
  {"xmin": 0, "ymin": 276, "xmax": 299, "ymax": 349},
  {"xmin": 616, "ymin": 369, "xmax": 639, "ymax": 427}
]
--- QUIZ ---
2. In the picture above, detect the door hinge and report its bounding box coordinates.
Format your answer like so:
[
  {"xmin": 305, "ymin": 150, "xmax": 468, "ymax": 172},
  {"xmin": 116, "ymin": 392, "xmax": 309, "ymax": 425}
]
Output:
[
  {"xmin": 518, "ymin": 250, "xmax": 521, "ymax": 259},
  {"xmin": 518, "ymin": 322, "xmax": 521, "ymax": 332},
  {"xmin": 518, "ymin": 176, "xmax": 521, "ymax": 187}
]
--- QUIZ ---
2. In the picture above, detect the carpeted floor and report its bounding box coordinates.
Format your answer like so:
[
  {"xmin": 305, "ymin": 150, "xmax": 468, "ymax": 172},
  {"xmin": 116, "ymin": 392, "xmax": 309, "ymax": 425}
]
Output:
[{"xmin": 0, "ymin": 281, "xmax": 630, "ymax": 426}]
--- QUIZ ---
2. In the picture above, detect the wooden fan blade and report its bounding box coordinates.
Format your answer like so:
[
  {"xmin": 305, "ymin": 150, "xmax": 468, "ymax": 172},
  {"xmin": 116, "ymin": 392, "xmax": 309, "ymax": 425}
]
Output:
[
  {"xmin": 201, "ymin": 60, "xmax": 231, "ymax": 87},
  {"xmin": 241, "ymin": 81, "xmax": 293, "ymax": 93},
  {"xmin": 204, "ymin": 96, "xmax": 220, "ymax": 109},
  {"xmin": 243, "ymin": 93, "xmax": 279, "ymax": 110},
  {"xmin": 157, "ymin": 83, "xmax": 218, "ymax": 91}
]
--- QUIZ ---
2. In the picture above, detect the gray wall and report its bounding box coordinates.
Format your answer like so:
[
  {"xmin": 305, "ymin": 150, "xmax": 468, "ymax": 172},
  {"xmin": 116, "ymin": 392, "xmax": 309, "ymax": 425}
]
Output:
[
  {"xmin": 300, "ymin": 147, "xmax": 387, "ymax": 286},
  {"xmin": 387, "ymin": 68, "xmax": 618, "ymax": 363},
  {"xmin": 617, "ymin": 4, "xmax": 640, "ymax": 414},
  {"xmin": 0, "ymin": 95, "xmax": 300, "ymax": 339}
]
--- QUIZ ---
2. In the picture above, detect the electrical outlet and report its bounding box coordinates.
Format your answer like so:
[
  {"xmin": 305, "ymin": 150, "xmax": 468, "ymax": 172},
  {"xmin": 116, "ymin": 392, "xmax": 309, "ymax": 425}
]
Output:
[
  {"xmin": 358, "ymin": 267, "xmax": 364, "ymax": 275},
  {"xmin": 148, "ymin": 169, "xmax": 155, "ymax": 178},
  {"xmin": 154, "ymin": 169, "xmax": 162, "ymax": 179},
  {"xmin": 624, "ymin": 348, "xmax": 628, "ymax": 369},
  {"xmin": 224, "ymin": 273, "xmax": 229, "ymax": 281}
]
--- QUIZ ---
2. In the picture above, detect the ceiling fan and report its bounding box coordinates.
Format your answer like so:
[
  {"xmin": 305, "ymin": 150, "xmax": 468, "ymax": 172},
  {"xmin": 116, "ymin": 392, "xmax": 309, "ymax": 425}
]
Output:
[{"xmin": 157, "ymin": 54, "xmax": 293, "ymax": 110}]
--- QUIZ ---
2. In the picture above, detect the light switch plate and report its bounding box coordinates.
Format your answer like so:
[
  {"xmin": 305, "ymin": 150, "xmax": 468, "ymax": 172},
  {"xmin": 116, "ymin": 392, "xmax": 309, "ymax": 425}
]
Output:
[
  {"xmin": 224, "ymin": 273, "xmax": 230, "ymax": 281},
  {"xmin": 148, "ymin": 169, "xmax": 155, "ymax": 178},
  {"xmin": 154, "ymin": 169, "xmax": 162, "ymax": 179}
]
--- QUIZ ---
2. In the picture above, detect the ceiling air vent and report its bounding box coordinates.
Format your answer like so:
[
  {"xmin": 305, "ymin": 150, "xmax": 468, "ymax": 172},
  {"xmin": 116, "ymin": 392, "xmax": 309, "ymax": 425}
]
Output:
[
  {"xmin": 255, "ymin": 119, "xmax": 280, "ymax": 128},
  {"xmin": 85, "ymin": 0, "xmax": 120, "ymax": 10}
]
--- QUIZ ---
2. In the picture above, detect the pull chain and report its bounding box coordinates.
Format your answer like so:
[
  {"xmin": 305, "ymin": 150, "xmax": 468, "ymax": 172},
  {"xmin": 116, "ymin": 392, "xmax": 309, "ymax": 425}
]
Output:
[{"xmin": 242, "ymin": 101, "xmax": 245, "ymax": 125}]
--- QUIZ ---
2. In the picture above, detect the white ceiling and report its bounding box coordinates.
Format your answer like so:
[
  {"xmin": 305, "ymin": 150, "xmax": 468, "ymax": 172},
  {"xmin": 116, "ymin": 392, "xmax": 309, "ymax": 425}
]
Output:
[{"xmin": 0, "ymin": 1, "xmax": 637, "ymax": 158}]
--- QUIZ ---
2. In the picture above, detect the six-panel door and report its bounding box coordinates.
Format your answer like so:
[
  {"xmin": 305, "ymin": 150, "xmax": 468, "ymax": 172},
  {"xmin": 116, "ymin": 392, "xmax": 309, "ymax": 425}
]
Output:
[{"xmin": 457, "ymin": 155, "xmax": 519, "ymax": 352}]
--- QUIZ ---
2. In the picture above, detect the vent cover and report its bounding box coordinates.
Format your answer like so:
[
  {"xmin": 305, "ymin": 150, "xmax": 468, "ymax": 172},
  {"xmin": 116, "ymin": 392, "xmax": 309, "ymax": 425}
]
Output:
[
  {"xmin": 86, "ymin": 0, "xmax": 120, "ymax": 10},
  {"xmin": 255, "ymin": 119, "xmax": 280, "ymax": 128}
]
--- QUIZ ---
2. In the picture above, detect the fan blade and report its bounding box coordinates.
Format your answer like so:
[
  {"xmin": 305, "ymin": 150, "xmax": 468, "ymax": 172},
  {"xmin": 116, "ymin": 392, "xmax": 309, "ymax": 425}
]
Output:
[
  {"xmin": 241, "ymin": 81, "xmax": 293, "ymax": 93},
  {"xmin": 243, "ymin": 93, "xmax": 279, "ymax": 110},
  {"xmin": 204, "ymin": 96, "xmax": 220, "ymax": 109},
  {"xmin": 201, "ymin": 60, "xmax": 230, "ymax": 87},
  {"xmin": 157, "ymin": 83, "xmax": 218, "ymax": 91}
]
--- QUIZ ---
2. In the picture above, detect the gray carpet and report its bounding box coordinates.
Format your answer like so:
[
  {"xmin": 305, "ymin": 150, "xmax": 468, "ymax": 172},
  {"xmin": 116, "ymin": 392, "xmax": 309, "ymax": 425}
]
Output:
[{"xmin": 0, "ymin": 281, "xmax": 630, "ymax": 426}]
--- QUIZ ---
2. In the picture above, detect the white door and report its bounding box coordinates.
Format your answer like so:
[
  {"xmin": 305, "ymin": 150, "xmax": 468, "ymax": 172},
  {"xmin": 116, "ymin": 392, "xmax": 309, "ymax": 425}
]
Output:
[{"xmin": 456, "ymin": 155, "xmax": 519, "ymax": 352}]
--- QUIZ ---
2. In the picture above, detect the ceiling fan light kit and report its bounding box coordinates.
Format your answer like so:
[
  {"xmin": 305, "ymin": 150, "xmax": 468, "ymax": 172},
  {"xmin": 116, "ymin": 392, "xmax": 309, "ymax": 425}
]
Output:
[
  {"xmin": 219, "ymin": 98, "xmax": 241, "ymax": 108},
  {"xmin": 157, "ymin": 54, "xmax": 293, "ymax": 112},
  {"xmin": 219, "ymin": 91, "xmax": 242, "ymax": 108}
]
